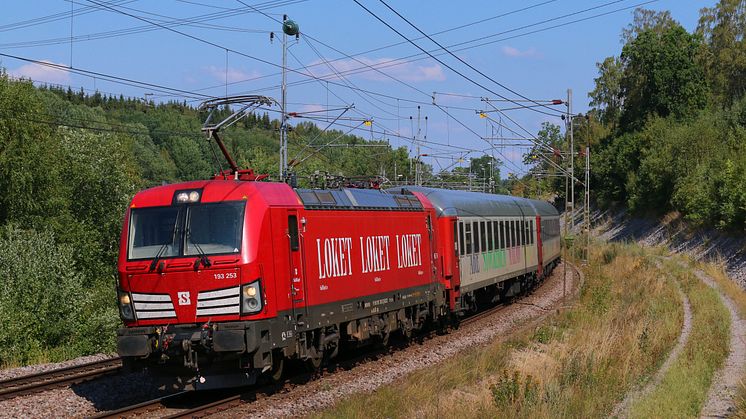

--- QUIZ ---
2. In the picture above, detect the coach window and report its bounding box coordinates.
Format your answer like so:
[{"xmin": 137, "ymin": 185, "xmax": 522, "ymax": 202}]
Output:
[
  {"xmin": 498, "ymin": 220, "xmax": 504, "ymax": 249},
  {"xmin": 522, "ymin": 220, "xmax": 527, "ymax": 246},
  {"xmin": 487, "ymin": 221, "xmax": 494, "ymax": 251},
  {"xmin": 473, "ymin": 222, "xmax": 480, "ymax": 253},
  {"xmin": 458, "ymin": 222, "xmax": 465, "ymax": 256},
  {"xmin": 511, "ymin": 220, "xmax": 516, "ymax": 247},
  {"xmin": 480, "ymin": 221, "xmax": 486, "ymax": 253},
  {"xmin": 453, "ymin": 221, "xmax": 464, "ymax": 256},
  {"xmin": 464, "ymin": 222, "xmax": 472, "ymax": 254},
  {"xmin": 530, "ymin": 220, "xmax": 534, "ymax": 245},
  {"xmin": 518, "ymin": 220, "xmax": 523, "ymax": 246}
]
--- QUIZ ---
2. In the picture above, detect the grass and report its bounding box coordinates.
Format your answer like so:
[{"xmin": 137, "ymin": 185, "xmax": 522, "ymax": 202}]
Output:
[
  {"xmin": 314, "ymin": 242, "xmax": 685, "ymax": 418},
  {"xmin": 628, "ymin": 258, "xmax": 730, "ymax": 417}
]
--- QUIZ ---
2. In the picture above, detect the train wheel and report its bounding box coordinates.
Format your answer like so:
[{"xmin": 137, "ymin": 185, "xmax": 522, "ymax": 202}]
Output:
[
  {"xmin": 269, "ymin": 351, "xmax": 285, "ymax": 382},
  {"xmin": 306, "ymin": 346, "xmax": 323, "ymax": 371}
]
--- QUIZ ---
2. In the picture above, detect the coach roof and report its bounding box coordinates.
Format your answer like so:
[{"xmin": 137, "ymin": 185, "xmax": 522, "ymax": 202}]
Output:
[{"xmin": 387, "ymin": 186, "xmax": 558, "ymax": 218}]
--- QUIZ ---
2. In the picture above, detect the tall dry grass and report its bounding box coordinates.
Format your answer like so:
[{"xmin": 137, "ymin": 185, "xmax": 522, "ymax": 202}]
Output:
[{"xmin": 315, "ymin": 242, "xmax": 683, "ymax": 418}]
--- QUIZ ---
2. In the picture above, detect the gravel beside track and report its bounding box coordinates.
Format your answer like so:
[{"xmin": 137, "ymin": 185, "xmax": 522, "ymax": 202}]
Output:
[
  {"xmin": 0, "ymin": 368, "xmax": 167, "ymax": 418},
  {"xmin": 213, "ymin": 262, "xmax": 580, "ymax": 418}
]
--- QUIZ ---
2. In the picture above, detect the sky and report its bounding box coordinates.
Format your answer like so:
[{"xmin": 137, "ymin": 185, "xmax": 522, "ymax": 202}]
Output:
[{"xmin": 0, "ymin": 0, "xmax": 715, "ymax": 179}]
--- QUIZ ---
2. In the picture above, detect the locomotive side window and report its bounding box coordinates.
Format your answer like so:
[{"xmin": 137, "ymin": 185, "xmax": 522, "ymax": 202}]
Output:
[
  {"xmin": 464, "ymin": 222, "xmax": 472, "ymax": 254},
  {"xmin": 288, "ymin": 215, "xmax": 299, "ymax": 251}
]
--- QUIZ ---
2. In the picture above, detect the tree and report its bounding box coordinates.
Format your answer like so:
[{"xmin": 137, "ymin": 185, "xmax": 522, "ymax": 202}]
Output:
[
  {"xmin": 589, "ymin": 57, "xmax": 623, "ymax": 126},
  {"xmin": 621, "ymin": 8, "xmax": 677, "ymax": 44},
  {"xmin": 619, "ymin": 24, "xmax": 709, "ymax": 130},
  {"xmin": 697, "ymin": 0, "xmax": 746, "ymax": 104}
]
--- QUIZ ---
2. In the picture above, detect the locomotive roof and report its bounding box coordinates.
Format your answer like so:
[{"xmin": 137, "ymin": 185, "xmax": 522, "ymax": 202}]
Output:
[
  {"xmin": 386, "ymin": 186, "xmax": 559, "ymax": 218},
  {"xmin": 295, "ymin": 188, "xmax": 423, "ymax": 211}
]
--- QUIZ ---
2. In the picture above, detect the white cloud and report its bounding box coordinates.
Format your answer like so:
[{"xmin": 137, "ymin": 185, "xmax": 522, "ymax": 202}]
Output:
[
  {"xmin": 501, "ymin": 46, "xmax": 542, "ymax": 59},
  {"xmin": 298, "ymin": 104, "xmax": 325, "ymax": 114},
  {"xmin": 8, "ymin": 60, "xmax": 70, "ymax": 84},
  {"xmin": 205, "ymin": 66, "xmax": 261, "ymax": 83},
  {"xmin": 308, "ymin": 57, "xmax": 446, "ymax": 83}
]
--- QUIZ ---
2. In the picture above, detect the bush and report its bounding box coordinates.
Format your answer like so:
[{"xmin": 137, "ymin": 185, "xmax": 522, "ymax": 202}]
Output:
[{"xmin": 0, "ymin": 225, "xmax": 116, "ymax": 365}]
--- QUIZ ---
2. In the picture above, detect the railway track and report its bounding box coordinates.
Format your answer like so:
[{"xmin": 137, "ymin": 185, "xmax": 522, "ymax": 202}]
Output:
[
  {"xmin": 0, "ymin": 357, "xmax": 122, "ymax": 401},
  {"xmin": 92, "ymin": 304, "xmax": 520, "ymax": 418}
]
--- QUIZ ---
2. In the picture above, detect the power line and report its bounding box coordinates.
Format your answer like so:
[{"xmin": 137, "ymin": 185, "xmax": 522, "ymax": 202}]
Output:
[
  {"xmin": 371, "ymin": 0, "xmax": 565, "ymax": 117},
  {"xmin": 180, "ymin": 0, "xmax": 560, "ymax": 97},
  {"xmin": 201, "ymin": 0, "xmax": 648, "ymax": 106}
]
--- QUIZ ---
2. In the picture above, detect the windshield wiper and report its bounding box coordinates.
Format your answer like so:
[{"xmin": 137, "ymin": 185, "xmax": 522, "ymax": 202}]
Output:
[
  {"xmin": 186, "ymin": 228, "xmax": 212, "ymax": 270},
  {"xmin": 150, "ymin": 213, "xmax": 180, "ymax": 272}
]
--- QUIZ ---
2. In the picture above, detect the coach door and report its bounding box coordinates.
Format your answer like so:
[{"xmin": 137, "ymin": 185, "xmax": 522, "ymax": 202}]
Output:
[
  {"xmin": 287, "ymin": 211, "xmax": 307, "ymax": 317},
  {"xmin": 536, "ymin": 215, "xmax": 544, "ymax": 278}
]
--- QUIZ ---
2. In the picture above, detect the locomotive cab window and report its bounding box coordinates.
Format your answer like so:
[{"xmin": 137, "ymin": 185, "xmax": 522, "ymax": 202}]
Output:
[
  {"xmin": 128, "ymin": 201, "xmax": 245, "ymax": 260},
  {"xmin": 184, "ymin": 202, "xmax": 244, "ymax": 256},
  {"xmin": 128, "ymin": 206, "xmax": 182, "ymax": 259}
]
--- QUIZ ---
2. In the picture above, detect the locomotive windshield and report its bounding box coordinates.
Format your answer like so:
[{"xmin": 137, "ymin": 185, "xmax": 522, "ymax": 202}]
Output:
[{"xmin": 128, "ymin": 201, "xmax": 245, "ymax": 260}]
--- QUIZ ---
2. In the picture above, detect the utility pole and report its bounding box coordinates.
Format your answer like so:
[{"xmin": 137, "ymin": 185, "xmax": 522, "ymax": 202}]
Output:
[
  {"xmin": 584, "ymin": 145, "xmax": 590, "ymax": 263},
  {"xmin": 568, "ymin": 89, "xmax": 574, "ymax": 233},
  {"xmin": 415, "ymin": 105, "xmax": 422, "ymax": 186},
  {"xmin": 277, "ymin": 16, "xmax": 299, "ymax": 182}
]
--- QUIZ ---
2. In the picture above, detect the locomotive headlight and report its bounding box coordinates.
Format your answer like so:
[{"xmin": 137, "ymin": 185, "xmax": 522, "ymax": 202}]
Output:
[
  {"xmin": 241, "ymin": 280, "xmax": 263, "ymax": 315},
  {"xmin": 117, "ymin": 290, "xmax": 135, "ymax": 321},
  {"xmin": 176, "ymin": 192, "xmax": 189, "ymax": 203},
  {"xmin": 189, "ymin": 191, "xmax": 200, "ymax": 202}
]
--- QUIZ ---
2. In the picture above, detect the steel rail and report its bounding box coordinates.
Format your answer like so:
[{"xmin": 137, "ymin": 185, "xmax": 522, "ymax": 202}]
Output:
[{"xmin": 0, "ymin": 357, "xmax": 122, "ymax": 401}]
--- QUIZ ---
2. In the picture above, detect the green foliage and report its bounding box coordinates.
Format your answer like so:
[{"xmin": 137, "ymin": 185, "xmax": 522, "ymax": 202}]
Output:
[
  {"xmin": 0, "ymin": 225, "xmax": 115, "ymax": 365},
  {"xmin": 588, "ymin": 6, "xmax": 746, "ymax": 231},
  {"xmin": 619, "ymin": 24, "xmax": 708, "ymax": 130},
  {"xmin": 490, "ymin": 370, "xmax": 539, "ymax": 410}
]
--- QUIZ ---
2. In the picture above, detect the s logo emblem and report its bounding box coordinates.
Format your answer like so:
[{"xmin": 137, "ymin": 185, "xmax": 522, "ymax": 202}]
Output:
[{"xmin": 178, "ymin": 291, "xmax": 191, "ymax": 306}]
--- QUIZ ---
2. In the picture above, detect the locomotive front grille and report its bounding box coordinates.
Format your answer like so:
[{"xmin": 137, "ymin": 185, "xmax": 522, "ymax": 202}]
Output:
[
  {"xmin": 131, "ymin": 292, "xmax": 177, "ymax": 319},
  {"xmin": 197, "ymin": 286, "xmax": 240, "ymax": 317}
]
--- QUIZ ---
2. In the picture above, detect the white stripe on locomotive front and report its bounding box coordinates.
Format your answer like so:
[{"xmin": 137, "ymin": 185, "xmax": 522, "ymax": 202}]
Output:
[
  {"xmin": 198, "ymin": 287, "xmax": 239, "ymax": 300},
  {"xmin": 131, "ymin": 293, "xmax": 171, "ymax": 302},
  {"xmin": 197, "ymin": 297, "xmax": 240, "ymax": 308},
  {"xmin": 196, "ymin": 306, "xmax": 240, "ymax": 316}
]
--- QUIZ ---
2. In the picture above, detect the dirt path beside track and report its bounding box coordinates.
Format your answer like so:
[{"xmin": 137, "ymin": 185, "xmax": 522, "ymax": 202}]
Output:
[
  {"xmin": 610, "ymin": 260, "xmax": 693, "ymax": 418},
  {"xmin": 694, "ymin": 268, "xmax": 746, "ymax": 418}
]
